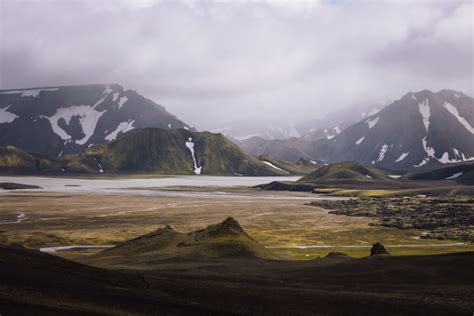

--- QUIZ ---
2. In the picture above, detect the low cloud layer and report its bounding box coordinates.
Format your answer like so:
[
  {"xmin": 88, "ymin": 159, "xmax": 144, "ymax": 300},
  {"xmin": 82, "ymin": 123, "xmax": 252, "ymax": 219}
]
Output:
[{"xmin": 1, "ymin": 0, "xmax": 472, "ymax": 128}]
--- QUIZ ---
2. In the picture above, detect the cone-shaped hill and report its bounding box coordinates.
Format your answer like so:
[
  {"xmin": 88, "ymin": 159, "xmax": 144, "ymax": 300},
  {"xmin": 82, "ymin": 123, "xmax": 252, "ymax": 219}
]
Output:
[
  {"xmin": 298, "ymin": 161, "xmax": 394, "ymax": 184},
  {"xmin": 84, "ymin": 217, "xmax": 273, "ymax": 268}
]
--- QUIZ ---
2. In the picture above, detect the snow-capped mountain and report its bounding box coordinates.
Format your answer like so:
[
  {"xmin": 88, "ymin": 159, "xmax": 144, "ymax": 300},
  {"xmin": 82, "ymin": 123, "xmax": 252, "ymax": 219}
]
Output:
[
  {"xmin": 296, "ymin": 102, "xmax": 387, "ymax": 141},
  {"xmin": 0, "ymin": 84, "xmax": 191, "ymax": 156},
  {"xmin": 210, "ymin": 102, "xmax": 385, "ymax": 142},
  {"xmin": 310, "ymin": 89, "xmax": 474, "ymax": 171}
]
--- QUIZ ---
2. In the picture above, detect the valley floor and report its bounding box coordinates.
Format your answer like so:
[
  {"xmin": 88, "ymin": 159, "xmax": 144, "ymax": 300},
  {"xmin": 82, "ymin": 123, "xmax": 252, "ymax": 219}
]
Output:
[
  {"xmin": 0, "ymin": 176, "xmax": 472, "ymax": 259},
  {"xmin": 1, "ymin": 175, "xmax": 474, "ymax": 315}
]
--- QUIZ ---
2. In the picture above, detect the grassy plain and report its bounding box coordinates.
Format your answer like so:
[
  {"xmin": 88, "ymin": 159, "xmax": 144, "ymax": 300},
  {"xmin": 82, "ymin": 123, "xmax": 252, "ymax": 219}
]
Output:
[{"xmin": 0, "ymin": 186, "xmax": 472, "ymax": 259}]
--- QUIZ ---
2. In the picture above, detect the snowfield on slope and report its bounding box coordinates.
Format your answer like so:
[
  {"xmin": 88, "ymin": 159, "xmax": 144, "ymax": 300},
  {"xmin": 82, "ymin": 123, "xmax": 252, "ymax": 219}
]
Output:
[
  {"xmin": 0, "ymin": 105, "xmax": 18, "ymax": 124},
  {"xmin": 105, "ymin": 120, "xmax": 135, "ymax": 141},
  {"xmin": 185, "ymin": 137, "xmax": 202, "ymax": 175},
  {"xmin": 443, "ymin": 102, "xmax": 474, "ymax": 134},
  {"xmin": 366, "ymin": 117, "xmax": 379, "ymax": 129},
  {"xmin": 262, "ymin": 161, "xmax": 290, "ymax": 174},
  {"xmin": 418, "ymin": 99, "xmax": 431, "ymax": 131}
]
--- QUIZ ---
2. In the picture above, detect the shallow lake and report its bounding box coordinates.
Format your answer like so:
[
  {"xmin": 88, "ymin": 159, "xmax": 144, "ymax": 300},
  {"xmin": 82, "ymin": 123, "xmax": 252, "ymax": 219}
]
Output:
[{"xmin": 0, "ymin": 175, "xmax": 300, "ymax": 195}]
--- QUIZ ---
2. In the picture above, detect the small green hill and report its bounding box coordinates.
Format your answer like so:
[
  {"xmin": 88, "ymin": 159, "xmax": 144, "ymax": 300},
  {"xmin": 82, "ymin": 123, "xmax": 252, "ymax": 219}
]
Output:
[
  {"xmin": 85, "ymin": 217, "xmax": 273, "ymax": 268},
  {"xmin": 0, "ymin": 145, "xmax": 103, "ymax": 174},
  {"xmin": 258, "ymin": 155, "xmax": 317, "ymax": 175},
  {"xmin": 298, "ymin": 161, "xmax": 393, "ymax": 183},
  {"xmin": 403, "ymin": 163, "xmax": 474, "ymax": 185},
  {"xmin": 84, "ymin": 128, "xmax": 285, "ymax": 175},
  {"xmin": 0, "ymin": 145, "xmax": 38, "ymax": 172}
]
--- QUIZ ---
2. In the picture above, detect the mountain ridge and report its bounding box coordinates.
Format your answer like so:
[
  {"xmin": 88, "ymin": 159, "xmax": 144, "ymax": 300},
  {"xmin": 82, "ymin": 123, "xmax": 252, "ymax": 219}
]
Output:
[{"xmin": 0, "ymin": 83, "xmax": 191, "ymax": 156}]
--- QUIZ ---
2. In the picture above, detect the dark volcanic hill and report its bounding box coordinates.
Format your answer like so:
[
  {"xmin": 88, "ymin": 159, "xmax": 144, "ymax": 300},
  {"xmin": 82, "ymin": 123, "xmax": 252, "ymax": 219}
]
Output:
[
  {"xmin": 83, "ymin": 128, "xmax": 286, "ymax": 175},
  {"xmin": 85, "ymin": 217, "xmax": 273, "ymax": 267},
  {"xmin": 0, "ymin": 84, "xmax": 190, "ymax": 156},
  {"xmin": 403, "ymin": 163, "xmax": 474, "ymax": 185},
  {"xmin": 310, "ymin": 90, "xmax": 474, "ymax": 171},
  {"xmin": 298, "ymin": 161, "xmax": 394, "ymax": 184}
]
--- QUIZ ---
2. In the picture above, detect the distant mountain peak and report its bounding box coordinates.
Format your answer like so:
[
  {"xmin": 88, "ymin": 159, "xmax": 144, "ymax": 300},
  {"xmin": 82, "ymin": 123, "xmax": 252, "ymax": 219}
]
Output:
[
  {"xmin": 306, "ymin": 89, "xmax": 473, "ymax": 171},
  {"xmin": 0, "ymin": 84, "xmax": 191, "ymax": 156}
]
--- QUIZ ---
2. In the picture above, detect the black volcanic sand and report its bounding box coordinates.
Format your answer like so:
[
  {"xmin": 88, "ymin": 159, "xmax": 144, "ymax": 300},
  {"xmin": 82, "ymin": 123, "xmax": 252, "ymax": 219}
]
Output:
[{"xmin": 0, "ymin": 245, "xmax": 473, "ymax": 315}]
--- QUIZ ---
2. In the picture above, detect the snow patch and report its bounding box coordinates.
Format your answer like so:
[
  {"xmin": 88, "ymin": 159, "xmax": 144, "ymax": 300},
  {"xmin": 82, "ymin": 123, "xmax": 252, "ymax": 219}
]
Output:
[
  {"xmin": 355, "ymin": 136, "xmax": 365, "ymax": 145},
  {"xmin": 418, "ymin": 99, "xmax": 430, "ymax": 131},
  {"xmin": 388, "ymin": 175, "xmax": 402, "ymax": 179},
  {"xmin": 377, "ymin": 144, "xmax": 389, "ymax": 162},
  {"xmin": 368, "ymin": 108, "xmax": 379, "ymax": 116},
  {"xmin": 0, "ymin": 105, "xmax": 18, "ymax": 123},
  {"xmin": 395, "ymin": 152, "xmax": 409, "ymax": 162},
  {"xmin": 365, "ymin": 175, "xmax": 372, "ymax": 179},
  {"xmin": 327, "ymin": 134, "xmax": 335, "ymax": 140},
  {"xmin": 366, "ymin": 117, "xmax": 379, "ymax": 129},
  {"xmin": 443, "ymin": 102, "xmax": 474, "ymax": 134},
  {"xmin": 334, "ymin": 126, "xmax": 341, "ymax": 134},
  {"xmin": 438, "ymin": 150, "xmax": 474, "ymax": 164},
  {"xmin": 234, "ymin": 134, "xmax": 261, "ymax": 141},
  {"xmin": 454, "ymin": 93, "xmax": 461, "ymax": 98},
  {"xmin": 184, "ymin": 126, "xmax": 189, "ymax": 130},
  {"xmin": 422, "ymin": 137, "xmax": 436, "ymax": 158},
  {"xmin": 411, "ymin": 94, "xmax": 417, "ymax": 101},
  {"xmin": 413, "ymin": 159, "xmax": 428, "ymax": 168},
  {"xmin": 185, "ymin": 137, "xmax": 202, "ymax": 175},
  {"xmin": 0, "ymin": 88, "xmax": 58, "ymax": 97},
  {"xmin": 262, "ymin": 161, "xmax": 290, "ymax": 174},
  {"xmin": 112, "ymin": 92, "xmax": 119, "ymax": 102},
  {"xmin": 96, "ymin": 159, "xmax": 104, "ymax": 173},
  {"xmin": 446, "ymin": 172, "xmax": 463, "ymax": 180},
  {"xmin": 105, "ymin": 120, "xmax": 135, "ymax": 141},
  {"xmin": 103, "ymin": 85, "xmax": 113, "ymax": 95},
  {"xmin": 117, "ymin": 96, "xmax": 128, "ymax": 109},
  {"xmin": 44, "ymin": 95, "xmax": 107, "ymax": 145}
]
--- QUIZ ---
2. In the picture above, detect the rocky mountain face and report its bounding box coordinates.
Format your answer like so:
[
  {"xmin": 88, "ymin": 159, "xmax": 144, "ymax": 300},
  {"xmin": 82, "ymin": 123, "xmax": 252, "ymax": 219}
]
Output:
[
  {"xmin": 309, "ymin": 90, "xmax": 474, "ymax": 171},
  {"xmin": 236, "ymin": 103, "xmax": 387, "ymax": 160},
  {"xmin": 0, "ymin": 84, "xmax": 190, "ymax": 156}
]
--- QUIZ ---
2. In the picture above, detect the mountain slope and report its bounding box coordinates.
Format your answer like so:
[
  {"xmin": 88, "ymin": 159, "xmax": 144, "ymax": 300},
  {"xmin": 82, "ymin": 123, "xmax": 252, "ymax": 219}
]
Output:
[
  {"xmin": 298, "ymin": 161, "xmax": 394, "ymax": 183},
  {"xmin": 403, "ymin": 163, "xmax": 474, "ymax": 185},
  {"xmin": 0, "ymin": 84, "xmax": 191, "ymax": 156},
  {"xmin": 238, "ymin": 136, "xmax": 315, "ymax": 161},
  {"xmin": 309, "ymin": 90, "xmax": 474, "ymax": 171},
  {"xmin": 85, "ymin": 217, "xmax": 273, "ymax": 267},
  {"xmin": 258, "ymin": 155, "xmax": 317, "ymax": 175},
  {"xmin": 83, "ymin": 128, "xmax": 286, "ymax": 175},
  {"xmin": 0, "ymin": 145, "xmax": 107, "ymax": 174}
]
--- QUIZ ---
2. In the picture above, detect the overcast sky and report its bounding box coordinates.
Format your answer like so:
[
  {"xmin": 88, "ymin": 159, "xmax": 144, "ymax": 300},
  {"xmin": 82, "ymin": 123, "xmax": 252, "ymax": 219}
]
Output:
[{"xmin": 0, "ymin": 0, "xmax": 472, "ymax": 129}]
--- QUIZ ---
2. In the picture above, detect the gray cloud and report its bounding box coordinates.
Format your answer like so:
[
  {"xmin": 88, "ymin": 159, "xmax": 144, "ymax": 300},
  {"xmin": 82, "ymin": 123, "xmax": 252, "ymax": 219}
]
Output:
[{"xmin": 0, "ymin": 0, "xmax": 472, "ymax": 128}]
